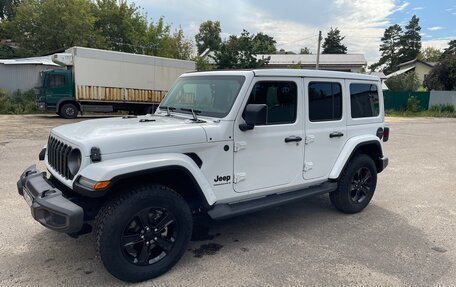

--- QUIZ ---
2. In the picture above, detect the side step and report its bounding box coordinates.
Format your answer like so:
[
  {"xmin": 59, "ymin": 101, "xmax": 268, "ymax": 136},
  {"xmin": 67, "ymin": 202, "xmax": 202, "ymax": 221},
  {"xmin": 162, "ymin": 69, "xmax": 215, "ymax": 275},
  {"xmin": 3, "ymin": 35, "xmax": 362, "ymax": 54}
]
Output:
[{"xmin": 208, "ymin": 182, "xmax": 337, "ymax": 220}]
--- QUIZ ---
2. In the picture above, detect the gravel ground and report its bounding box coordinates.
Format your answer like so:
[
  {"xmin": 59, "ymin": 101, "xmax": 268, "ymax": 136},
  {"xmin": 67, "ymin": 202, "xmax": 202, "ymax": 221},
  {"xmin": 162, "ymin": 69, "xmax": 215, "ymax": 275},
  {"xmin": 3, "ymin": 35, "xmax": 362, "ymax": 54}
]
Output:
[{"xmin": 0, "ymin": 115, "xmax": 455, "ymax": 287}]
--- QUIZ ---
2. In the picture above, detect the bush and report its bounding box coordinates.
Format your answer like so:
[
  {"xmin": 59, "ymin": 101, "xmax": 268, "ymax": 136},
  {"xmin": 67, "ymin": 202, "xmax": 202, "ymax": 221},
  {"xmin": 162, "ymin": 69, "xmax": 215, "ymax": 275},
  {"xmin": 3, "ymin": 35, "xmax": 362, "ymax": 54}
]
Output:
[
  {"xmin": 0, "ymin": 89, "xmax": 39, "ymax": 114},
  {"xmin": 406, "ymin": 96, "xmax": 421, "ymax": 112},
  {"xmin": 429, "ymin": 104, "xmax": 455, "ymax": 113},
  {"xmin": 385, "ymin": 72, "xmax": 421, "ymax": 91}
]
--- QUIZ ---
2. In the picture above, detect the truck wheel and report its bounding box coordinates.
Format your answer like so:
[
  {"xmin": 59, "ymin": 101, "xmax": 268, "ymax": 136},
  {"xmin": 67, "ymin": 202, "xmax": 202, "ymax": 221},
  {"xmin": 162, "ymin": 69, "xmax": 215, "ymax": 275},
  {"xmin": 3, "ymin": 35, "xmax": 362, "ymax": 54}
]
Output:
[
  {"xmin": 95, "ymin": 185, "xmax": 192, "ymax": 282},
  {"xmin": 330, "ymin": 154, "xmax": 377, "ymax": 214},
  {"xmin": 59, "ymin": 103, "xmax": 78, "ymax": 119}
]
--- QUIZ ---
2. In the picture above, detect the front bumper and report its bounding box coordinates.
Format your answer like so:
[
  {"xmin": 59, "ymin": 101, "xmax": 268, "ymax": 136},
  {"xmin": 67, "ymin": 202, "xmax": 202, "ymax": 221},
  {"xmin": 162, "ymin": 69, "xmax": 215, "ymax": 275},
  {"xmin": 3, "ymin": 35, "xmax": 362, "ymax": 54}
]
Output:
[{"xmin": 17, "ymin": 165, "xmax": 84, "ymax": 233}]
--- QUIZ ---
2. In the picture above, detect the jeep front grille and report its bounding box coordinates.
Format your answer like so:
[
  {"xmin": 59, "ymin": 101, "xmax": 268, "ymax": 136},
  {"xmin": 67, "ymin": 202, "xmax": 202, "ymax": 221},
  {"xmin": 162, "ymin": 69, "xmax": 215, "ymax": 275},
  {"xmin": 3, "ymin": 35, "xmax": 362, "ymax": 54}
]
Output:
[{"xmin": 47, "ymin": 136, "xmax": 74, "ymax": 180}]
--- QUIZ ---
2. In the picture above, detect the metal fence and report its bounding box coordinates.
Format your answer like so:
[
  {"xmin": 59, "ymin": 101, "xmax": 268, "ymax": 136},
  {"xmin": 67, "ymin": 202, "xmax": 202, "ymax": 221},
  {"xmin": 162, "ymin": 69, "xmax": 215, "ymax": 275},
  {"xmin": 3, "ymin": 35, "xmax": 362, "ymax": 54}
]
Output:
[{"xmin": 383, "ymin": 91, "xmax": 430, "ymax": 111}]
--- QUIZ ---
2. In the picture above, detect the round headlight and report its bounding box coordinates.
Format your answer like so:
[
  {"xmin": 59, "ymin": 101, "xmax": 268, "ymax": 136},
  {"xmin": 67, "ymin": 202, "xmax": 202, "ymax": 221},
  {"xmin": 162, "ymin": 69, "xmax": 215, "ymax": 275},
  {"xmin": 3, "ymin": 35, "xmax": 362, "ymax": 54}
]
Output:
[{"xmin": 68, "ymin": 148, "xmax": 82, "ymax": 176}]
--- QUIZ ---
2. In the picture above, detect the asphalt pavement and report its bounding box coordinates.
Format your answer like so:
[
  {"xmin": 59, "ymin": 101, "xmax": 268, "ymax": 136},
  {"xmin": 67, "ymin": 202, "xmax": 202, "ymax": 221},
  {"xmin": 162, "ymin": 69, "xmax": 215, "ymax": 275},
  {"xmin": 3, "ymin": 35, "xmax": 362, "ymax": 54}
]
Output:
[{"xmin": 0, "ymin": 115, "xmax": 455, "ymax": 287}]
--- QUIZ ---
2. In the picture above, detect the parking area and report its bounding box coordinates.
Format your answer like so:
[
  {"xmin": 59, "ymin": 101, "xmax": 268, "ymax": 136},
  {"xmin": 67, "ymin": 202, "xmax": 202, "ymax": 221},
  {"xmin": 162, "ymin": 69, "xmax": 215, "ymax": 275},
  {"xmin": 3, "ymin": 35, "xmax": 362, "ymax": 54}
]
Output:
[{"xmin": 0, "ymin": 114, "xmax": 455, "ymax": 287}]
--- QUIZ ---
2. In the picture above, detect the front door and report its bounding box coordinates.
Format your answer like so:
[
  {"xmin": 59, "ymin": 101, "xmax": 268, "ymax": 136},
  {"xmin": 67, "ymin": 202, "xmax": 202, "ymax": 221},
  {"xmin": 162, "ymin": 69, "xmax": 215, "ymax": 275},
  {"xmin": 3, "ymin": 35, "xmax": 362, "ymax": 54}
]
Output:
[
  {"xmin": 303, "ymin": 78, "xmax": 347, "ymax": 180},
  {"xmin": 233, "ymin": 78, "xmax": 304, "ymax": 193}
]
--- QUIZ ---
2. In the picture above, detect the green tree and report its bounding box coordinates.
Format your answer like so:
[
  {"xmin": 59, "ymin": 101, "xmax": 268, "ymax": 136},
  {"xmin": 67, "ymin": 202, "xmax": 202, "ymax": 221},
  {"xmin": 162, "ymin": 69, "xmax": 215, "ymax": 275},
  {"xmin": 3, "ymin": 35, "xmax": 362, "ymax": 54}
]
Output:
[
  {"xmin": 399, "ymin": 15, "xmax": 421, "ymax": 63},
  {"xmin": 417, "ymin": 47, "xmax": 442, "ymax": 62},
  {"xmin": 0, "ymin": 0, "xmax": 20, "ymax": 20},
  {"xmin": 370, "ymin": 24, "xmax": 403, "ymax": 74},
  {"xmin": 215, "ymin": 30, "xmax": 270, "ymax": 69},
  {"xmin": 93, "ymin": 0, "xmax": 148, "ymax": 54},
  {"xmin": 424, "ymin": 54, "xmax": 456, "ymax": 91},
  {"xmin": 385, "ymin": 72, "xmax": 421, "ymax": 91},
  {"xmin": 441, "ymin": 39, "xmax": 456, "ymax": 60},
  {"xmin": 6, "ymin": 0, "xmax": 103, "ymax": 55},
  {"xmin": 251, "ymin": 32, "xmax": 276, "ymax": 54},
  {"xmin": 195, "ymin": 20, "xmax": 222, "ymax": 55},
  {"xmin": 300, "ymin": 47, "xmax": 311, "ymax": 54},
  {"xmin": 322, "ymin": 27, "xmax": 347, "ymax": 54}
]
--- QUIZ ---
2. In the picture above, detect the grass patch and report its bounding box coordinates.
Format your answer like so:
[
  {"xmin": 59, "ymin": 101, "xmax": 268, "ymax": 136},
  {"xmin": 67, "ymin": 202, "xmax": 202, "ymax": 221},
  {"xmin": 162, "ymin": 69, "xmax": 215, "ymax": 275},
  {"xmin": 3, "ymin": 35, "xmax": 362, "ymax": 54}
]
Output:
[
  {"xmin": 0, "ymin": 89, "xmax": 41, "ymax": 114},
  {"xmin": 386, "ymin": 109, "xmax": 456, "ymax": 118}
]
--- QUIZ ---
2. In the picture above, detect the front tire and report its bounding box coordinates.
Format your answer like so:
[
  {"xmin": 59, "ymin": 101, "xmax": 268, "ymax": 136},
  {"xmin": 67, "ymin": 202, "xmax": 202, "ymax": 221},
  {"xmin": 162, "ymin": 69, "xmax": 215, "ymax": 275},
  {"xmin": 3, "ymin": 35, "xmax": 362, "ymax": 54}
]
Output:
[
  {"xmin": 59, "ymin": 103, "xmax": 78, "ymax": 119},
  {"xmin": 95, "ymin": 185, "xmax": 192, "ymax": 282},
  {"xmin": 330, "ymin": 154, "xmax": 377, "ymax": 214}
]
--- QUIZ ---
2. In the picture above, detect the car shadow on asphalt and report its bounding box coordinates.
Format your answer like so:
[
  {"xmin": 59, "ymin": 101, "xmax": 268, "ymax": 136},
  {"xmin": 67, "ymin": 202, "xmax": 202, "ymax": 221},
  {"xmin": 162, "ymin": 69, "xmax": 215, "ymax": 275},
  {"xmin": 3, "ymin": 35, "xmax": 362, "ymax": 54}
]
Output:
[{"xmin": 21, "ymin": 195, "xmax": 451, "ymax": 286}]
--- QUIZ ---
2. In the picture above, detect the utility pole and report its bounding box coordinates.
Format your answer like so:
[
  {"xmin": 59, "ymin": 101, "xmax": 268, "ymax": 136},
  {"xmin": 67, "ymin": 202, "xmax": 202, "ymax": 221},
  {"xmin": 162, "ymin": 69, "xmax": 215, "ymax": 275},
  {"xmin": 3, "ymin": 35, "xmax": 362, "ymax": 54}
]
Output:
[{"xmin": 316, "ymin": 31, "xmax": 322, "ymax": 70}]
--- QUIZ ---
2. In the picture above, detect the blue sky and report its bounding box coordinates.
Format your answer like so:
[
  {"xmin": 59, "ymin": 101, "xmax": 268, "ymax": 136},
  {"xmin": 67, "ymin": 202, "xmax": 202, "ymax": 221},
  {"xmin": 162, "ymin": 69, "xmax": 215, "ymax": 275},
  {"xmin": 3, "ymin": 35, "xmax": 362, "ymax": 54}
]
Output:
[{"xmin": 135, "ymin": 0, "xmax": 456, "ymax": 63}]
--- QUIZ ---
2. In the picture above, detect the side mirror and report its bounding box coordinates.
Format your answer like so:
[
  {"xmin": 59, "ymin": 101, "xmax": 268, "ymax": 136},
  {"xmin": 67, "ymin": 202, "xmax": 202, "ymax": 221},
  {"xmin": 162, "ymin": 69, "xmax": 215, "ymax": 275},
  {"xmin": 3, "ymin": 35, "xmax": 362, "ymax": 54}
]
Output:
[{"xmin": 239, "ymin": 104, "xmax": 267, "ymax": 131}]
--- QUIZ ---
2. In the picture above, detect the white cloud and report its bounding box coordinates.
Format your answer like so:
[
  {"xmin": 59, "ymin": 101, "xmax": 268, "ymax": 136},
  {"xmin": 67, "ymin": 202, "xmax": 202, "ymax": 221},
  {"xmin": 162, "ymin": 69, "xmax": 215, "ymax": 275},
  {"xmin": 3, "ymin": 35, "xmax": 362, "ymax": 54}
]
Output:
[
  {"xmin": 422, "ymin": 37, "xmax": 453, "ymax": 50},
  {"xmin": 427, "ymin": 26, "xmax": 445, "ymax": 31},
  {"xmin": 412, "ymin": 7, "xmax": 424, "ymax": 10}
]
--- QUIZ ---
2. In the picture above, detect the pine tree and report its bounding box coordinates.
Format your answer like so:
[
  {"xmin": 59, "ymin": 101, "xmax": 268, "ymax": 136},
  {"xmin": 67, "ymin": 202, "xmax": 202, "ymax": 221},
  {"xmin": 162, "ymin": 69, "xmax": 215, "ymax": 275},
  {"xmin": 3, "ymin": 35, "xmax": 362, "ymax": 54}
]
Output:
[
  {"xmin": 322, "ymin": 27, "xmax": 347, "ymax": 54},
  {"xmin": 399, "ymin": 15, "xmax": 421, "ymax": 63},
  {"xmin": 370, "ymin": 24, "xmax": 403, "ymax": 74}
]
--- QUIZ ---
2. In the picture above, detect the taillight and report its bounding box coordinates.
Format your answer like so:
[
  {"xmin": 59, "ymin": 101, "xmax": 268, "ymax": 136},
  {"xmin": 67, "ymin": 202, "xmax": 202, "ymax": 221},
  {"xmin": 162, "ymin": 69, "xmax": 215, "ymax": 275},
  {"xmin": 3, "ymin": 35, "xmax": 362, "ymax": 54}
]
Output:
[{"xmin": 383, "ymin": 127, "xmax": 390, "ymax": 142}]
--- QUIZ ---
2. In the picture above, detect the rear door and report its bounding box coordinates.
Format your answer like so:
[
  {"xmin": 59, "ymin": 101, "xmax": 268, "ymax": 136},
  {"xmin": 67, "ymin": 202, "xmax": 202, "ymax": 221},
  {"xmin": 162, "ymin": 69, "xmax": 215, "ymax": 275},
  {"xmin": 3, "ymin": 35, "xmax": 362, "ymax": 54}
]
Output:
[{"xmin": 303, "ymin": 78, "xmax": 347, "ymax": 180}]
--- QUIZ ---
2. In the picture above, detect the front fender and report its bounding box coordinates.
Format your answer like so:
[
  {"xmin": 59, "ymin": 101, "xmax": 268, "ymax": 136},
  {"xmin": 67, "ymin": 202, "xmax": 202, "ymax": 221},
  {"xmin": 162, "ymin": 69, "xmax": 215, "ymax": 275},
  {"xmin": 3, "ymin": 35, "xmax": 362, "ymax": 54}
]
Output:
[
  {"xmin": 77, "ymin": 153, "xmax": 217, "ymax": 205},
  {"xmin": 329, "ymin": 135, "xmax": 383, "ymax": 179}
]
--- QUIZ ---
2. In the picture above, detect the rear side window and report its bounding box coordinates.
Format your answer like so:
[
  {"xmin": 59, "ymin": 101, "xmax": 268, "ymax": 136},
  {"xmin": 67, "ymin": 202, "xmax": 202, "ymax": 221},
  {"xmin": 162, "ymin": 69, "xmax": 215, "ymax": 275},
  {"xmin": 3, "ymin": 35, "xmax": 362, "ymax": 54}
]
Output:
[
  {"xmin": 47, "ymin": 74, "xmax": 65, "ymax": 88},
  {"xmin": 350, "ymin": 83, "xmax": 379, "ymax": 118},
  {"xmin": 308, "ymin": 82, "xmax": 342, "ymax": 121},
  {"xmin": 246, "ymin": 81, "xmax": 297, "ymax": 124}
]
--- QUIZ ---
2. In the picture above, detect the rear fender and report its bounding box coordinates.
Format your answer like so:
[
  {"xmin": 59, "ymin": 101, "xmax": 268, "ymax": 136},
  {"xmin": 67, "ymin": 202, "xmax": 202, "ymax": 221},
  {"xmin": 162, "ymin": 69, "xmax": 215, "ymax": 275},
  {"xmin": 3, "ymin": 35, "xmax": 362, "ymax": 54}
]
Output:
[{"xmin": 329, "ymin": 135, "xmax": 383, "ymax": 179}]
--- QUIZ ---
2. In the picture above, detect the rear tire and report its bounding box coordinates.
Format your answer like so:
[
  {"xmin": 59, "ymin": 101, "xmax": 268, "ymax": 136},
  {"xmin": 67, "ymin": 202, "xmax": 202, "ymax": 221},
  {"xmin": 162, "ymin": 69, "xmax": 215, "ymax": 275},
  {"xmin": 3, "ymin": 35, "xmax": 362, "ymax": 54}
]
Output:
[
  {"xmin": 59, "ymin": 103, "xmax": 78, "ymax": 119},
  {"xmin": 95, "ymin": 185, "xmax": 192, "ymax": 282},
  {"xmin": 330, "ymin": 154, "xmax": 377, "ymax": 214}
]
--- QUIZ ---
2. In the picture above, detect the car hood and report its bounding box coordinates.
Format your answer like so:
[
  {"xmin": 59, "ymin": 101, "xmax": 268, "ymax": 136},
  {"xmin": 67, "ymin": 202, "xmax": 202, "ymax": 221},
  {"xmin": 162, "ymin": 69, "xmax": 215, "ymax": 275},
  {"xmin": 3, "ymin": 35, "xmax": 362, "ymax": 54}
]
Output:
[{"xmin": 51, "ymin": 115, "xmax": 208, "ymax": 156}]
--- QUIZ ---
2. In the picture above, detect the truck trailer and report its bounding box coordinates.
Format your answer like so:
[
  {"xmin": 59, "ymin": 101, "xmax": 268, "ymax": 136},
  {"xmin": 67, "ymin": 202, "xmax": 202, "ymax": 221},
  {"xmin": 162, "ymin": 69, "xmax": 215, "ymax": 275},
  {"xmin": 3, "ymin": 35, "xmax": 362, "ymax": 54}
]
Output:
[{"xmin": 36, "ymin": 47, "xmax": 196, "ymax": 118}]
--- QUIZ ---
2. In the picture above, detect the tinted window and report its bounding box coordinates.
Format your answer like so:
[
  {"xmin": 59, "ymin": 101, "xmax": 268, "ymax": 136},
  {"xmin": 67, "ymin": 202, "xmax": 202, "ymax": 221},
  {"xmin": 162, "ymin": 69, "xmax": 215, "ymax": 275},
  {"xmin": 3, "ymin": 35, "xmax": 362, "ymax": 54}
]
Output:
[
  {"xmin": 350, "ymin": 84, "xmax": 379, "ymax": 118},
  {"xmin": 308, "ymin": 82, "xmax": 342, "ymax": 121},
  {"xmin": 245, "ymin": 81, "xmax": 297, "ymax": 125},
  {"xmin": 48, "ymin": 74, "xmax": 65, "ymax": 88}
]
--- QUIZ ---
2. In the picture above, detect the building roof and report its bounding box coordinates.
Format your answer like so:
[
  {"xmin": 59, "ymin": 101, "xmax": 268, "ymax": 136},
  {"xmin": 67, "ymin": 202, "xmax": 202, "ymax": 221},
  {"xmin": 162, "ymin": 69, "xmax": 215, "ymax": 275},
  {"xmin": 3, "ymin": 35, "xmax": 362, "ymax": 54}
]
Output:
[
  {"xmin": 0, "ymin": 55, "xmax": 59, "ymax": 66},
  {"xmin": 256, "ymin": 54, "xmax": 367, "ymax": 66},
  {"xmin": 398, "ymin": 59, "xmax": 436, "ymax": 68},
  {"xmin": 385, "ymin": 66, "xmax": 414, "ymax": 78},
  {"xmin": 369, "ymin": 71, "xmax": 387, "ymax": 79}
]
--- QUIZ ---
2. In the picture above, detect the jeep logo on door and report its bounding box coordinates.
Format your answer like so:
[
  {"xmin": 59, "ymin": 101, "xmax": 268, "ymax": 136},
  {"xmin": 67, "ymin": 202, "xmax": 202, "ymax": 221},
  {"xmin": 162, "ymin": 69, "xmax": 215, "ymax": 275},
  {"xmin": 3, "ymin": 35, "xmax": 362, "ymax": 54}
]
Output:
[{"xmin": 214, "ymin": 175, "xmax": 231, "ymax": 186}]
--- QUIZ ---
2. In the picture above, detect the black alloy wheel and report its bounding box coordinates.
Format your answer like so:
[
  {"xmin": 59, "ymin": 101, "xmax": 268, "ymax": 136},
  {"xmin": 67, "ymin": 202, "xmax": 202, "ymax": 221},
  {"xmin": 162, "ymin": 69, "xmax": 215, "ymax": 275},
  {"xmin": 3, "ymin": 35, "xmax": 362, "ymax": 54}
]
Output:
[
  {"xmin": 329, "ymin": 154, "xmax": 377, "ymax": 214},
  {"xmin": 121, "ymin": 207, "xmax": 177, "ymax": 266},
  {"xmin": 349, "ymin": 167, "xmax": 373, "ymax": 204},
  {"xmin": 95, "ymin": 185, "xmax": 192, "ymax": 282}
]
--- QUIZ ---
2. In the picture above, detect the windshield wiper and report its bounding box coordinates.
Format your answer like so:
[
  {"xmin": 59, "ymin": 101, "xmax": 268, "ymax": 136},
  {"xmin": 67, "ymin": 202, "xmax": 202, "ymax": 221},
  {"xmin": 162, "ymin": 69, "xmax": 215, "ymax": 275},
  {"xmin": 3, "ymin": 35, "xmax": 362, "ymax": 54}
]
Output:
[
  {"xmin": 180, "ymin": 108, "xmax": 205, "ymax": 123},
  {"xmin": 159, "ymin": 106, "xmax": 176, "ymax": 116}
]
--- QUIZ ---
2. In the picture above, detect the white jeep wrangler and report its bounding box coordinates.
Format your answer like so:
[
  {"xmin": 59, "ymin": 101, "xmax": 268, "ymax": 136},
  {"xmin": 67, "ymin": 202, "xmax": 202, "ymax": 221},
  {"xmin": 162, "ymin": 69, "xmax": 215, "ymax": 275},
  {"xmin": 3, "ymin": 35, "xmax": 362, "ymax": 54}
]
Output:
[{"xmin": 18, "ymin": 69, "xmax": 389, "ymax": 282}]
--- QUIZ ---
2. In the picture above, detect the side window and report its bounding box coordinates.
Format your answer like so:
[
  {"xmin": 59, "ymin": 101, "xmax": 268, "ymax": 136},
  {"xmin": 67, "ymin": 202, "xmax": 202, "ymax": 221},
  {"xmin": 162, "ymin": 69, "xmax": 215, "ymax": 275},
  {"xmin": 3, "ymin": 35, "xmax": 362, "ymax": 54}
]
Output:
[
  {"xmin": 47, "ymin": 74, "xmax": 65, "ymax": 88},
  {"xmin": 308, "ymin": 82, "xmax": 342, "ymax": 122},
  {"xmin": 245, "ymin": 81, "xmax": 297, "ymax": 125},
  {"xmin": 350, "ymin": 83, "xmax": 379, "ymax": 118}
]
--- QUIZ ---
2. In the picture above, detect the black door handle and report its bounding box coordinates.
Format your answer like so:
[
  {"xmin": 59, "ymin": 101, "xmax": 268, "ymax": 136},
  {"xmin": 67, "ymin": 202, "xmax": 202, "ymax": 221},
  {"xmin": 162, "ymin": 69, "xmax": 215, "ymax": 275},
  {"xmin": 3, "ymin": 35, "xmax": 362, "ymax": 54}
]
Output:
[
  {"xmin": 285, "ymin": 136, "xmax": 303, "ymax": 143},
  {"xmin": 329, "ymin": 132, "xmax": 344, "ymax": 138}
]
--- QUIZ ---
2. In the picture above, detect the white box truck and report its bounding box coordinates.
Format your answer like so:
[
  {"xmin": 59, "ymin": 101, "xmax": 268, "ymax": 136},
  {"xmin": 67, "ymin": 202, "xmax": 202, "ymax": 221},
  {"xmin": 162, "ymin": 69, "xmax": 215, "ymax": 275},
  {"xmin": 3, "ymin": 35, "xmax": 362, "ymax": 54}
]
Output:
[{"xmin": 36, "ymin": 47, "xmax": 196, "ymax": 118}]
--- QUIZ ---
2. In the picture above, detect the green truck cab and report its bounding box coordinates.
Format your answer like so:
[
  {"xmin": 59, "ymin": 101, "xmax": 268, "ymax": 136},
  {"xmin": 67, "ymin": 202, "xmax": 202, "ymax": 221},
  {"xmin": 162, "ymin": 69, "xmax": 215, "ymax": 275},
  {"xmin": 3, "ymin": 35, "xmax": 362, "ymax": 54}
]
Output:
[{"xmin": 37, "ymin": 69, "xmax": 76, "ymax": 117}]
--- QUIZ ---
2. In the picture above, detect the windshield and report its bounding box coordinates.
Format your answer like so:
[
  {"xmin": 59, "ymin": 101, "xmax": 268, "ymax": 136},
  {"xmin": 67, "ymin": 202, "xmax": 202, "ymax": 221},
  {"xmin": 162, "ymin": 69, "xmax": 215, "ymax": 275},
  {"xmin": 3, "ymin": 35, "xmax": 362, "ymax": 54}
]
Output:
[{"xmin": 160, "ymin": 75, "xmax": 246, "ymax": 118}]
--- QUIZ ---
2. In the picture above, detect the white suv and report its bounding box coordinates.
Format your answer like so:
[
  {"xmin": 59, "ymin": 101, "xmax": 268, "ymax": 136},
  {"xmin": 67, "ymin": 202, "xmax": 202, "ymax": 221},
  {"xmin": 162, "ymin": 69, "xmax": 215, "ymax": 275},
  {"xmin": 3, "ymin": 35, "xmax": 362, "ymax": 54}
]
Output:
[{"xmin": 18, "ymin": 69, "xmax": 389, "ymax": 282}]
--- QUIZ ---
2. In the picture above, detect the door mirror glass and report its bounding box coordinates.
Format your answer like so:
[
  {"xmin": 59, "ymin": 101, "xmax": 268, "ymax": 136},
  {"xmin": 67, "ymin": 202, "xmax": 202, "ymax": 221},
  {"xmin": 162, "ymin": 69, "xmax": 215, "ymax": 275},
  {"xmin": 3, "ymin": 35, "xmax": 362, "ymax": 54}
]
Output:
[{"xmin": 240, "ymin": 104, "xmax": 267, "ymax": 131}]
